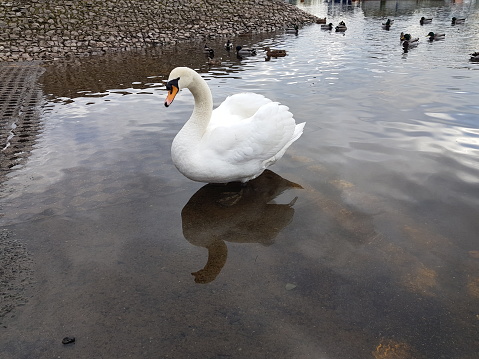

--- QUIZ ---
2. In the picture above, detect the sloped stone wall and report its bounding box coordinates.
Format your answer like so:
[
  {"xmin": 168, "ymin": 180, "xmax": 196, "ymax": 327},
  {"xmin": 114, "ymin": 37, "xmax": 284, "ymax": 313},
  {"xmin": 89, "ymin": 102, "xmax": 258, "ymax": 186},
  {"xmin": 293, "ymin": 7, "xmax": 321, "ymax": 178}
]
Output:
[{"xmin": 0, "ymin": 0, "xmax": 318, "ymax": 62}]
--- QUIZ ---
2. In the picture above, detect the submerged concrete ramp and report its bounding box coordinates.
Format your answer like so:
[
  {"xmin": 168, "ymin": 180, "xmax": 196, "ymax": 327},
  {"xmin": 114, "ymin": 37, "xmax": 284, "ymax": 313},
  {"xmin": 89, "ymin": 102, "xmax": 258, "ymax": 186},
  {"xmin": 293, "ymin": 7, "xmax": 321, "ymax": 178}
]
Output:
[{"xmin": 0, "ymin": 62, "xmax": 45, "ymax": 183}]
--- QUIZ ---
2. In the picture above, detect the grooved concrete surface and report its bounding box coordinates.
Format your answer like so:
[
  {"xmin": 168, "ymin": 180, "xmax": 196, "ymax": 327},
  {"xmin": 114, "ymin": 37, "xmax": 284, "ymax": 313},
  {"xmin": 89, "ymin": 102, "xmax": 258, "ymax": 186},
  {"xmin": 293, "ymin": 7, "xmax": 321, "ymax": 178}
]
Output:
[
  {"xmin": 0, "ymin": 62, "xmax": 45, "ymax": 183},
  {"xmin": 0, "ymin": 62, "xmax": 44, "ymax": 327}
]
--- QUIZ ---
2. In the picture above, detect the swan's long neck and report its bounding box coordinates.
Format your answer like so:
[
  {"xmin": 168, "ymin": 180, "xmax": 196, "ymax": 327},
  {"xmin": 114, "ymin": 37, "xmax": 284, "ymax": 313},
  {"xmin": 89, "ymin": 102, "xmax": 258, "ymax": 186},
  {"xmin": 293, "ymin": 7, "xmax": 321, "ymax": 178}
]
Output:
[
  {"xmin": 171, "ymin": 70, "xmax": 213, "ymax": 171},
  {"xmin": 184, "ymin": 72, "xmax": 213, "ymax": 135}
]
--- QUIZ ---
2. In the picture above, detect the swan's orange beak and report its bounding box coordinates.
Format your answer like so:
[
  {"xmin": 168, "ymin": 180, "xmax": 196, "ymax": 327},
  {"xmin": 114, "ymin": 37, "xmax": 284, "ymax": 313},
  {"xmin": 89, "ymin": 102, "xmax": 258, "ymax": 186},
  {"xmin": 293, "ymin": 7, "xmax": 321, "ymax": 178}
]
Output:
[
  {"xmin": 165, "ymin": 77, "xmax": 180, "ymax": 107},
  {"xmin": 165, "ymin": 85, "xmax": 178, "ymax": 107}
]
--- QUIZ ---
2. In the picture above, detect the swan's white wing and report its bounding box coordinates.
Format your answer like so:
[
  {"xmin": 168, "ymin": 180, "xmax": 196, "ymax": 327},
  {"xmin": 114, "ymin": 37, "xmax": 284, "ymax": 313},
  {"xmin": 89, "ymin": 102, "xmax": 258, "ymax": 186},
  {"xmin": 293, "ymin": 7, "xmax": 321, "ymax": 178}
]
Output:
[
  {"xmin": 202, "ymin": 95, "xmax": 300, "ymax": 169},
  {"xmin": 209, "ymin": 93, "xmax": 272, "ymax": 128}
]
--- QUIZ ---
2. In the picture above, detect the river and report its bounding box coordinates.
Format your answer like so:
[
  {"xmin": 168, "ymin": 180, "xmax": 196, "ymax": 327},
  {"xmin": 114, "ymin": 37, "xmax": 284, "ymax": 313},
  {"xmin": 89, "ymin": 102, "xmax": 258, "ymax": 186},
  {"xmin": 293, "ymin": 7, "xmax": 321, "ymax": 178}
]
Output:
[{"xmin": 1, "ymin": 0, "xmax": 478, "ymax": 358}]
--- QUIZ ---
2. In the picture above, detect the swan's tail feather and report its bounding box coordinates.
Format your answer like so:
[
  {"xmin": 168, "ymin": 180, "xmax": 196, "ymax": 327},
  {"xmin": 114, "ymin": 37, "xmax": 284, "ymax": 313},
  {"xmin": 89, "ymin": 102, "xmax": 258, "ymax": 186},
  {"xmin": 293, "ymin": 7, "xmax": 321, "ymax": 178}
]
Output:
[
  {"xmin": 267, "ymin": 122, "xmax": 306, "ymax": 166},
  {"xmin": 292, "ymin": 122, "xmax": 305, "ymax": 143}
]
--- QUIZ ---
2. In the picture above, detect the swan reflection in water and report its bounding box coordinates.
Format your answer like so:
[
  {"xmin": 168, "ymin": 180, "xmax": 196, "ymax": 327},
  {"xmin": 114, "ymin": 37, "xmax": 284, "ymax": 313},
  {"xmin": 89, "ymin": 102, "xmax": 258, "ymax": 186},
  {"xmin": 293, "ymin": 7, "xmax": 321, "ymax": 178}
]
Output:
[{"xmin": 181, "ymin": 170, "xmax": 303, "ymax": 283}]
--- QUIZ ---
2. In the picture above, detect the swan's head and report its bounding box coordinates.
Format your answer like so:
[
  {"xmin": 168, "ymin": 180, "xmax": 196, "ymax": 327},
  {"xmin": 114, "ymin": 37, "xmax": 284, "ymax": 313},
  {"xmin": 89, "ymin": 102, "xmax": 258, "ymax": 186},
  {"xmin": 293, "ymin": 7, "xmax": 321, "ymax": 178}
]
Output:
[{"xmin": 165, "ymin": 67, "xmax": 195, "ymax": 107}]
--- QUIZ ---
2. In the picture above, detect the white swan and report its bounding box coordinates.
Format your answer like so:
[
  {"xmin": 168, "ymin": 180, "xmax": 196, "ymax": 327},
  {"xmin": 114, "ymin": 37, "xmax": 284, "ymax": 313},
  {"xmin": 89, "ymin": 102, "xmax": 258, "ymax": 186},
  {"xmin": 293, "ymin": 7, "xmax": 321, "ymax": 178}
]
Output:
[{"xmin": 164, "ymin": 67, "xmax": 305, "ymax": 183}]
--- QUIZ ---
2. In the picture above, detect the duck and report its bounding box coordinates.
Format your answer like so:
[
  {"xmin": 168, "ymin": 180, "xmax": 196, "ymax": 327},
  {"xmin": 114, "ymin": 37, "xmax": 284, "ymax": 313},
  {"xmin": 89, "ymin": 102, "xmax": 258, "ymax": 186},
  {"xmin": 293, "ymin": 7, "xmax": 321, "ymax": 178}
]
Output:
[
  {"xmin": 382, "ymin": 19, "xmax": 393, "ymax": 30},
  {"xmin": 451, "ymin": 17, "xmax": 466, "ymax": 25},
  {"xmin": 321, "ymin": 23, "xmax": 333, "ymax": 30},
  {"xmin": 235, "ymin": 45, "xmax": 257, "ymax": 56},
  {"xmin": 285, "ymin": 25, "xmax": 299, "ymax": 34},
  {"xmin": 316, "ymin": 17, "xmax": 326, "ymax": 24},
  {"xmin": 402, "ymin": 38, "xmax": 419, "ymax": 53},
  {"xmin": 224, "ymin": 39, "xmax": 234, "ymax": 51},
  {"xmin": 203, "ymin": 44, "xmax": 212, "ymax": 53},
  {"xmin": 264, "ymin": 46, "xmax": 287, "ymax": 58},
  {"xmin": 335, "ymin": 24, "xmax": 347, "ymax": 32},
  {"xmin": 402, "ymin": 33, "xmax": 418, "ymax": 42},
  {"xmin": 470, "ymin": 52, "xmax": 479, "ymax": 62},
  {"xmin": 420, "ymin": 17, "xmax": 433, "ymax": 25},
  {"xmin": 164, "ymin": 67, "xmax": 305, "ymax": 184},
  {"xmin": 207, "ymin": 50, "xmax": 222, "ymax": 65},
  {"xmin": 426, "ymin": 32, "xmax": 445, "ymax": 41}
]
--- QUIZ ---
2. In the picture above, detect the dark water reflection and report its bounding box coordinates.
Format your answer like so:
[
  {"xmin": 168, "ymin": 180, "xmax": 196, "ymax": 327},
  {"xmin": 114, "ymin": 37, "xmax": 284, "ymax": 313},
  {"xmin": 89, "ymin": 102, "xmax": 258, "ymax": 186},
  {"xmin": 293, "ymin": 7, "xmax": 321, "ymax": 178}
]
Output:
[
  {"xmin": 1, "ymin": 1, "xmax": 479, "ymax": 358},
  {"xmin": 183, "ymin": 170, "xmax": 302, "ymax": 284}
]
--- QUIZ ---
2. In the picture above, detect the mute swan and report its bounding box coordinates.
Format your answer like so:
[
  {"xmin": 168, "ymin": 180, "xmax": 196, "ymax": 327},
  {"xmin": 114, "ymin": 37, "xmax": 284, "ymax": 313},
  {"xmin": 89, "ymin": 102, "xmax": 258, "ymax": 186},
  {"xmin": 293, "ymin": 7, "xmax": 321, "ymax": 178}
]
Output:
[{"xmin": 164, "ymin": 67, "xmax": 305, "ymax": 183}]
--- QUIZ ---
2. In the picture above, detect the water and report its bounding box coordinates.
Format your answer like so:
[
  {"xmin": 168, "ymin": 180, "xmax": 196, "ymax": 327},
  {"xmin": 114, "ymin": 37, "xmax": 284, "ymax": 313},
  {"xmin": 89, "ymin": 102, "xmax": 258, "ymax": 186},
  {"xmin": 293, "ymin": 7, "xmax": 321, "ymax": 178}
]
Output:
[{"xmin": 1, "ymin": 1, "xmax": 479, "ymax": 358}]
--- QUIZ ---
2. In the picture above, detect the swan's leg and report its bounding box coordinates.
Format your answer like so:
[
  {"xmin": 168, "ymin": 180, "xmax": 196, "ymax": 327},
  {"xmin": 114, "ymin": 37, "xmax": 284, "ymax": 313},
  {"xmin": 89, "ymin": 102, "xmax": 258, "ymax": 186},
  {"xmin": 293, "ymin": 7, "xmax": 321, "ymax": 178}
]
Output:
[{"xmin": 216, "ymin": 188, "xmax": 244, "ymax": 207}]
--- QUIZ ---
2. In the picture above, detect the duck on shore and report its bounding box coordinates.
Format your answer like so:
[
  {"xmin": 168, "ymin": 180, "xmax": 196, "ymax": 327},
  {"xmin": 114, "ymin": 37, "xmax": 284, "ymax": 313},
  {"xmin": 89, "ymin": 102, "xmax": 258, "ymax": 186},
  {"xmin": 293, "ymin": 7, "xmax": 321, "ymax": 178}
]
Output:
[
  {"xmin": 203, "ymin": 44, "xmax": 212, "ymax": 53},
  {"xmin": 225, "ymin": 39, "xmax": 233, "ymax": 51},
  {"xmin": 316, "ymin": 17, "xmax": 326, "ymax": 24},
  {"xmin": 207, "ymin": 49, "xmax": 222, "ymax": 65}
]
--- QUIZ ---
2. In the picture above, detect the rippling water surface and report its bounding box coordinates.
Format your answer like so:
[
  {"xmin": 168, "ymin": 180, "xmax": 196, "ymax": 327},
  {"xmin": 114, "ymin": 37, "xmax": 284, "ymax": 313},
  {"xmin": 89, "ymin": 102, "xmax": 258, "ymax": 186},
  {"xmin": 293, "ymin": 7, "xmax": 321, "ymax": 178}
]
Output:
[{"xmin": 1, "ymin": 1, "xmax": 479, "ymax": 358}]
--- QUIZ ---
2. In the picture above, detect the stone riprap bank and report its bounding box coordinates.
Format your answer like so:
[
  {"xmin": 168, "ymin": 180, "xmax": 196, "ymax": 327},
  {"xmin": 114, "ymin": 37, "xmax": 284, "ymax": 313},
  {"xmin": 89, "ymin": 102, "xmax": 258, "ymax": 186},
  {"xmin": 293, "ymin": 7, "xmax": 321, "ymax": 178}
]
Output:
[{"xmin": 0, "ymin": 0, "xmax": 319, "ymax": 62}]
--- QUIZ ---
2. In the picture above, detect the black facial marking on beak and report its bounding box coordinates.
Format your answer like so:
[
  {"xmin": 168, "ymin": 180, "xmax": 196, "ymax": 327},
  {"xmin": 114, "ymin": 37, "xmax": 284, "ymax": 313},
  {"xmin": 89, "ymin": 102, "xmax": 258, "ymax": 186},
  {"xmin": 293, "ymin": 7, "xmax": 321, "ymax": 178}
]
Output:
[
  {"xmin": 165, "ymin": 77, "xmax": 180, "ymax": 108},
  {"xmin": 166, "ymin": 77, "xmax": 180, "ymax": 93}
]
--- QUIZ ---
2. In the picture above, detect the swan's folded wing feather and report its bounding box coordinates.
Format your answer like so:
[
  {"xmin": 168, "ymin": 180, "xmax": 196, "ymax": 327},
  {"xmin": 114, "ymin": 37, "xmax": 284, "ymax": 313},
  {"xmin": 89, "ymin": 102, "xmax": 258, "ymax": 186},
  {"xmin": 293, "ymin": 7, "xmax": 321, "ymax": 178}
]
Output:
[
  {"xmin": 209, "ymin": 93, "xmax": 272, "ymax": 128},
  {"xmin": 202, "ymin": 101, "xmax": 298, "ymax": 167}
]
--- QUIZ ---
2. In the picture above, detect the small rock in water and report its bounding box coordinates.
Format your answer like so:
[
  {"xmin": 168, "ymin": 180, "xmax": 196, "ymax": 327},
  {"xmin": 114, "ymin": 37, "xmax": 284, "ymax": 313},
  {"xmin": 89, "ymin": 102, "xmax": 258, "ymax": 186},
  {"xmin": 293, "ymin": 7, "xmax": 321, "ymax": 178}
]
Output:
[
  {"xmin": 62, "ymin": 336, "xmax": 75, "ymax": 345},
  {"xmin": 285, "ymin": 283, "xmax": 297, "ymax": 291}
]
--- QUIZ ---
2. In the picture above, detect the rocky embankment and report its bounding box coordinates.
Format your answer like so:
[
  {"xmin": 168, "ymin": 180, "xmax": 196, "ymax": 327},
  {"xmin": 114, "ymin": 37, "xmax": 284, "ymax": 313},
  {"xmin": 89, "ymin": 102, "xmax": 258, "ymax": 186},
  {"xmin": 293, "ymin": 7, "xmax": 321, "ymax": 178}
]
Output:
[{"xmin": 0, "ymin": 0, "xmax": 319, "ymax": 62}]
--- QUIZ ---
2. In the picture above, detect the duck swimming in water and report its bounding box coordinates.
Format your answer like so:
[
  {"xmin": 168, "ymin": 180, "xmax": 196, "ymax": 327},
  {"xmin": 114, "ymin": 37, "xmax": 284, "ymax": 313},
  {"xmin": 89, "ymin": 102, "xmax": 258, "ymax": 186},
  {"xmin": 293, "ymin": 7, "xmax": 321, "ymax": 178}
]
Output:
[
  {"xmin": 451, "ymin": 17, "xmax": 466, "ymax": 25},
  {"xmin": 382, "ymin": 19, "xmax": 393, "ymax": 30},
  {"xmin": 235, "ymin": 45, "xmax": 257, "ymax": 56},
  {"xmin": 420, "ymin": 17, "xmax": 433, "ymax": 25},
  {"xmin": 264, "ymin": 47, "xmax": 287, "ymax": 58},
  {"xmin": 426, "ymin": 32, "xmax": 445, "ymax": 41},
  {"xmin": 285, "ymin": 25, "xmax": 299, "ymax": 34},
  {"xmin": 321, "ymin": 23, "xmax": 333, "ymax": 30},
  {"xmin": 335, "ymin": 21, "xmax": 347, "ymax": 32}
]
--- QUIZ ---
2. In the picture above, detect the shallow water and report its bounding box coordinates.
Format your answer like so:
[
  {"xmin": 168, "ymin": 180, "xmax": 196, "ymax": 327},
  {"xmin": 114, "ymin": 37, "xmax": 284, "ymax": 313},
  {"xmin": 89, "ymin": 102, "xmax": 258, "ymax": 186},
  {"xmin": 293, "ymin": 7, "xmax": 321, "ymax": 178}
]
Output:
[{"xmin": 1, "ymin": 0, "xmax": 479, "ymax": 358}]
